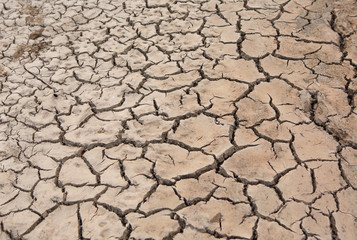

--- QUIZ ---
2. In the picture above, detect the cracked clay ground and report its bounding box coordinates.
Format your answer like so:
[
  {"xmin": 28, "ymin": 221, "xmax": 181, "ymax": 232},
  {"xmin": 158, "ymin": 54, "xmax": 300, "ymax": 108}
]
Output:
[{"xmin": 0, "ymin": 0, "xmax": 356, "ymax": 239}]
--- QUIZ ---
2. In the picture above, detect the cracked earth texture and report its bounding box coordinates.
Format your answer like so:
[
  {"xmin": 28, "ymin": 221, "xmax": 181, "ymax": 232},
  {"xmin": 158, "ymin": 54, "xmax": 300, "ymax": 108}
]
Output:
[{"xmin": 0, "ymin": 0, "xmax": 356, "ymax": 239}]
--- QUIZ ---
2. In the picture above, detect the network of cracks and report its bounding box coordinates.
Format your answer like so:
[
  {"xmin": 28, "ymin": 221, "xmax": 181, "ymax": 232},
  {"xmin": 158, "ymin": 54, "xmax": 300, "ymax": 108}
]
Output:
[{"xmin": 0, "ymin": 0, "xmax": 356, "ymax": 239}]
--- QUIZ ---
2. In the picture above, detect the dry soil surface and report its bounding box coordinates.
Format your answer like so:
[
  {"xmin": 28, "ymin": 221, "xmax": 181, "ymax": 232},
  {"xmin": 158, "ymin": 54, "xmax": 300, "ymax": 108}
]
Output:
[{"xmin": 0, "ymin": 0, "xmax": 356, "ymax": 239}]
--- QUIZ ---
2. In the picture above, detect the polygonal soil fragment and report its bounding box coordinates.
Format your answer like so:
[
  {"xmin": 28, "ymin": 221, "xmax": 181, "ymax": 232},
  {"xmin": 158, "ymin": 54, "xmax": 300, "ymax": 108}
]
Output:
[
  {"xmin": 178, "ymin": 199, "xmax": 256, "ymax": 238},
  {"xmin": 168, "ymin": 114, "xmax": 229, "ymax": 148},
  {"xmin": 146, "ymin": 143, "xmax": 215, "ymax": 180},
  {"xmin": 23, "ymin": 205, "xmax": 78, "ymax": 240},
  {"xmin": 221, "ymin": 140, "xmax": 277, "ymax": 181},
  {"xmin": 80, "ymin": 202, "xmax": 126, "ymax": 239},
  {"xmin": 59, "ymin": 157, "xmax": 96, "ymax": 185},
  {"xmin": 127, "ymin": 211, "xmax": 180, "ymax": 239},
  {"xmin": 204, "ymin": 58, "xmax": 265, "ymax": 82}
]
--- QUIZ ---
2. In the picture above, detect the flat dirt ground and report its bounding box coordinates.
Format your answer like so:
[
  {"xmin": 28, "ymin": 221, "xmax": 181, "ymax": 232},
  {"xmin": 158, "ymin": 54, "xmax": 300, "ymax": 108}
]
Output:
[{"xmin": 0, "ymin": 0, "xmax": 356, "ymax": 239}]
